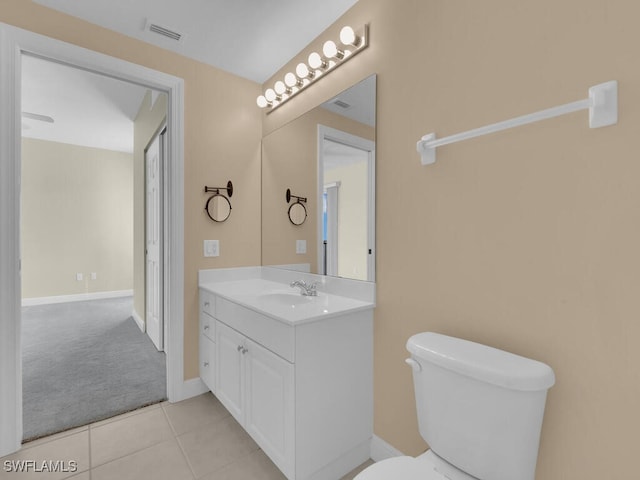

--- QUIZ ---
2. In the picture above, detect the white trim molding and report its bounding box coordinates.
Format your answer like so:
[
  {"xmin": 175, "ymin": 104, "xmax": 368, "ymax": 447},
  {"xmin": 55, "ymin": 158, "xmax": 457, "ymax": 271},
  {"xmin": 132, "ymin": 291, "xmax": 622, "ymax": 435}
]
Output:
[
  {"xmin": 21, "ymin": 290, "xmax": 134, "ymax": 307},
  {"xmin": 132, "ymin": 309, "xmax": 145, "ymax": 332},
  {"xmin": 0, "ymin": 22, "xmax": 185, "ymax": 457},
  {"xmin": 0, "ymin": 20, "xmax": 23, "ymax": 457},
  {"xmin": 179, "ymin": 377, "xmax": 210, "ymax": 402},
  {"xmin": 370, "ymin": 434, "xmax": 405, "ymax": 462}
]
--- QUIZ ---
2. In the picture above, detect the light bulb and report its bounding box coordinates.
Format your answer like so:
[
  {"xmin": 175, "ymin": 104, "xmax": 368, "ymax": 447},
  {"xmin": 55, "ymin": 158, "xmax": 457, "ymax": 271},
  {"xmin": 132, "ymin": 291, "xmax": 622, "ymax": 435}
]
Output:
[
  {"xmin": 274, "ymin": 80, "xmax": 287, "ymax": 95},
  {"xmin": 284, "ymin": 72, "xmax": 301, "ymax": 88},
  {"xmin": 296, "ymin": 62, "xmax": 313, "ymax": 79},
  {"xmin": 265, "ymin": 88, "xmax": 277, "ymax": 102},
  {"xmin": 322, "ymin": 40, "xmax": 344, "ymax": 59},
  {"xmin": 256, "ymin": 95, "xmax": 269, "ymax": 108},
  {"xmin": 339, "ymin": 26, "xmax": 359, "ymax": 46},
  {"xmin": 308, "ymin": 52, "xmax": 327, "ymax": 70}
]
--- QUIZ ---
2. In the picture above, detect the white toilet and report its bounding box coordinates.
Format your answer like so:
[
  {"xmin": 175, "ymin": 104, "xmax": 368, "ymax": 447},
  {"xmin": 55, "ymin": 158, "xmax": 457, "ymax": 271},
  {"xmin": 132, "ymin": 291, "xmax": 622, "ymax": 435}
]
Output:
[{"xmin": 356, "ymin": 332, "xmax": 555, "ymax": 480}]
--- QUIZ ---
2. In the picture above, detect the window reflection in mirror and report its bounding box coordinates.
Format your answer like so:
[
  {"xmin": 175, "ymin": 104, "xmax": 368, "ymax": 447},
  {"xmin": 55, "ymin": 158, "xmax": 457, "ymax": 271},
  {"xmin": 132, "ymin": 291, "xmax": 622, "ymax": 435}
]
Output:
[{"xmin": 261, "ymin": 75, "xmax": 376, "ymax": 281}]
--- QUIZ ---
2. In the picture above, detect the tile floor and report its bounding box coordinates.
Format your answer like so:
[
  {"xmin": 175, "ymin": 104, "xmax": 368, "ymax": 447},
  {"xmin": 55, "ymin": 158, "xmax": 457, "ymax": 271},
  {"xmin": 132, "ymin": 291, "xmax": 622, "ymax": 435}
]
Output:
[{"xmin": 1, "ymin": 393, "xmax": 373, "ymax": 480}]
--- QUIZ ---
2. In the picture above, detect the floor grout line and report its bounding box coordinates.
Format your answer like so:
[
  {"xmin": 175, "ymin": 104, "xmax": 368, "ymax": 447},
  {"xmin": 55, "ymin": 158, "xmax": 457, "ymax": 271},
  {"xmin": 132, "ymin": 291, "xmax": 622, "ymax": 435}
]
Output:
[
  {"xmin": 160, "ymin": 402, "xmax": 198, "ymax": 479},
  {"xmin": 87, "ymin": 424, "xmax": 92, "ymax": 480}
]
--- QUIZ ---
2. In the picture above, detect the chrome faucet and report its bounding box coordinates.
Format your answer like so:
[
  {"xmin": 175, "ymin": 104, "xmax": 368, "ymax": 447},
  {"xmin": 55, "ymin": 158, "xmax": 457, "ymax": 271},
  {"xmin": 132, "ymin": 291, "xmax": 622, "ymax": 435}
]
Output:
[{"xmin": 290, "ymin": 280, "xmax": 318, "ymax": 296}]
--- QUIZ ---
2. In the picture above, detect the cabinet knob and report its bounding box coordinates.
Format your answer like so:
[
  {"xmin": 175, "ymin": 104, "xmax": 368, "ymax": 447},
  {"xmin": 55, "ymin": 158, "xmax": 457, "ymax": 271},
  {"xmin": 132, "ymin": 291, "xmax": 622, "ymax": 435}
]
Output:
[
  {"xmin": 204, "ymin": 362, "xmax": 209, "ymax": 367},
  {"xmin": 204, "ymin": 301, "xmax": 210, "ymax": 307},
  {"xmin": 237, "ymin": 345, "xmax": 243, "ymax": 352},
  {"xmin": 204, "ymin": 325, "xmax": 210, "ymax": 330},
  {"xmin": 242, "ymin": 347, "xmax": 248, "ymax": 355}
]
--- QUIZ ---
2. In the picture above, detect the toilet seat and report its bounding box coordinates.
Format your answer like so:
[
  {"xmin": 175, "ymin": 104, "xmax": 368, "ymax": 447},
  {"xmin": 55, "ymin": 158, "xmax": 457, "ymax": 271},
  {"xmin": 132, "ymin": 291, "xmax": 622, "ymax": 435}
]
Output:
[
  {"xmin": 354, "ymin": 451, "xmax": 478, "ymax": 480},
  {"xmin": 354, "ymin": 456, "xmax": 445, "ymax": 480}
]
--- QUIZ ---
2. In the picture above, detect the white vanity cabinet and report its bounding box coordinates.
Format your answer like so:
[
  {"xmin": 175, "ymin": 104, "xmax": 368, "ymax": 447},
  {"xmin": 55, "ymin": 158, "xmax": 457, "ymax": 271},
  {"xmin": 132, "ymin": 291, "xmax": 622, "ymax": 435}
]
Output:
[
  {"xmin": 199, "ymin": 290, "xmax": 216, "ymax": 393},
  {"xmin": 216, "ymin": 320, "xmax": 295, "ymax": 476},
  {"xmin": 199, "ymin": 285, "xmax": 373, "ymax": 480}
]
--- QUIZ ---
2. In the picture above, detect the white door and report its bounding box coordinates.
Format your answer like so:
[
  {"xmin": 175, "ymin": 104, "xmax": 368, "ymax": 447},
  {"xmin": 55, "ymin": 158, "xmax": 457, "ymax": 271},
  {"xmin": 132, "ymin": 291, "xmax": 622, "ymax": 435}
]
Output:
[
  {"xmin": 244, "ymin": 337, "xmax": 295, "ymax": 478},
  {"xmin": 216, "ymin": 322, "xmax": 245, "ymax": 423},
  {"xmin": 145, "ymin": 131, "xmax": 163, "ymax": 350}
]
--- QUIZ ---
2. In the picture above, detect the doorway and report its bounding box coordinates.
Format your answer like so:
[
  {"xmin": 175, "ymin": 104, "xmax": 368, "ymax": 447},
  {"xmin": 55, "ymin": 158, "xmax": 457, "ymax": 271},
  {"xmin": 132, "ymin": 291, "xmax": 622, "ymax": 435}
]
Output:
[
  {"xmin": 318, "ymin": 126, "xmax": 376, "ymax": 282},
  {"xmin": 20, "ymin": 55, "xmax": 167, "ymax": 440},
  {"xmin": 0, "ymin": 22, "xmax": 186, "ymax": 457}
]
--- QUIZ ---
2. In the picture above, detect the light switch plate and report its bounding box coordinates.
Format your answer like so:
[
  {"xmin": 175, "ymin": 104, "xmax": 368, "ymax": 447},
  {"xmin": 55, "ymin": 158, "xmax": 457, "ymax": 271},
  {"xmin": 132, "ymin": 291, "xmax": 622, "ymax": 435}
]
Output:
[
  {"xmin": 204, "ymin": 239, "xmax": 220, "ymax": 257},
  {"xmin": 296, "ymin": 240, "xmax": 307, "ymax": 254}
]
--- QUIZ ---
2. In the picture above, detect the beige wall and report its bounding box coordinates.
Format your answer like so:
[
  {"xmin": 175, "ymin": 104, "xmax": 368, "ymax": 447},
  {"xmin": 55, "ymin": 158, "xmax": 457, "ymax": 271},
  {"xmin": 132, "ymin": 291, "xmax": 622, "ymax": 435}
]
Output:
[
  {"xmin": 262, "ymin": 106, "xmax": 374, "ymax": 271},
  {"xmin": 21, "ymin": 138, "xmax": 133, "ymax": 298},
  {"xmin": 1, "ymin": 0, "xmax": 263, "ymax": 380},
  {"xmin": 9, "ymin": 1, "xmax": 640, "ymax": 476},
  {"xmin": 132, "ymin": 91, "xmax": 167, "ymax": 322},
  {"xmin": 263, "ymin": 1, "xmax": 640, "ymax": 478}
]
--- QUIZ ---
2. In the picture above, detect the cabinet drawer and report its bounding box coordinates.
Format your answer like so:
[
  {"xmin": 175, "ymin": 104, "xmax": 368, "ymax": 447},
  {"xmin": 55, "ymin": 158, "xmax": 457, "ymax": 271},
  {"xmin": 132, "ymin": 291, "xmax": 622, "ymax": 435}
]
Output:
[
  {"xmin": 199, "ymin": 334, "xmax": 216, "ymax": 393},
  {"xmin": 200, "ymin": 289, "xmax": 215, "ymax": 316},
  {"xmin": 200, "ymin": 311, "xmax": 215, "ymax": 341},
  {"xmin": 216, "ymin": 297, "xmax": 295, "ymax": 363}
]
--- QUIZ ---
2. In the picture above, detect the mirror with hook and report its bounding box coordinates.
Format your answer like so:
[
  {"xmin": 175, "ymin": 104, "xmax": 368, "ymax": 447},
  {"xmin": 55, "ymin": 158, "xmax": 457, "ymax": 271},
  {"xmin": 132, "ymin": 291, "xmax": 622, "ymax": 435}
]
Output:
[
  {"xmin": 286, "ymin": 188, "xmax": 307, "ymax": 226},
  {"xmin": 204, "ymin": 180, "xmax": 233, "ymax": 222}
]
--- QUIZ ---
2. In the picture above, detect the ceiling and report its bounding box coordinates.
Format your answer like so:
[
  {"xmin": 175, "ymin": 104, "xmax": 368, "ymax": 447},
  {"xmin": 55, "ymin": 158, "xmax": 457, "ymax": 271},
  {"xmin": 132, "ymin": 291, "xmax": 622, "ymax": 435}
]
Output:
[
  {"xmin": 322, "ymin": 75, "xmax": 376, "ymax": 127},
  {"xmin": 21, "ymin": 55, "xmax": 150, "ymax": 153},
  {"xmin": 23, "ymin": 0, "xmax": 359, "ymax": 153},
  {"xmin": 33, "ymin": 0, "xmax": 359, "ymax": 83}
]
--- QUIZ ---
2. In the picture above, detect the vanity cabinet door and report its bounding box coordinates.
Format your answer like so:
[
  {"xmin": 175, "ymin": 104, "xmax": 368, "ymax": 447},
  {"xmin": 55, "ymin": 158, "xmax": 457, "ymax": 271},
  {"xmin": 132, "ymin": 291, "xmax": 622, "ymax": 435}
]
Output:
[
  {"xmin": 244, "ymin": 338, "xmax": 294, "ymax": 478},
  {"xmin": 199, "ymin": 334, "xmax": 216, "ymax": 393},
  {"xmin": 215, "ymin": 321, "xmax": 245, "ymax": 423}
]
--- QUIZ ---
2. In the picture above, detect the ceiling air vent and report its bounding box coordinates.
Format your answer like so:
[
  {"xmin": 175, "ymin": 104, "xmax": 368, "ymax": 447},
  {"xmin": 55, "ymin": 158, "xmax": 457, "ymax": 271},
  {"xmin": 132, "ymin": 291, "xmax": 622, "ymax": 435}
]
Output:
[
  {"xmin": 145, "ymin": 20, "xmax": 183, "ymax": 42},
  {"xmin": 332, "ymin": 99, "xmax": 352, "ymax": 110}
]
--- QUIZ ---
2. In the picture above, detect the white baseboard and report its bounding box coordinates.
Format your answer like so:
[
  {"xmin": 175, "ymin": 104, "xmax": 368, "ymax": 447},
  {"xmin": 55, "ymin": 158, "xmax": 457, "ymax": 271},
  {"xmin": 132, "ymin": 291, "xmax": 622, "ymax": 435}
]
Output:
[
  {"xmin": 22, "ymin": 290, "xmax": 133, "ymax": 306},
  {"xmin": 306, "ymin": 440, "xmax": 370, "ymax": 480},
  {"xmin": 169, "ymin": 377, "xmax": 209, "ymax": 403},
  {"xmin": 132, "ymin": 310, "xmax": 144, "ymax": 332},
  {"xmin": 370, "ymin": 434, "xmax": 404, "ymax": 462}
]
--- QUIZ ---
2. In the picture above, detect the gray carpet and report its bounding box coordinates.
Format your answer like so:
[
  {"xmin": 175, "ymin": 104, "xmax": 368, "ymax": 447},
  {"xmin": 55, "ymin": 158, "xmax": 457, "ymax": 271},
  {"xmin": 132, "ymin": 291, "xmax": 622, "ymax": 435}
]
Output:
[{"xmin": 22, "ymin": 296, "xmax": 166, "ymax": 441}]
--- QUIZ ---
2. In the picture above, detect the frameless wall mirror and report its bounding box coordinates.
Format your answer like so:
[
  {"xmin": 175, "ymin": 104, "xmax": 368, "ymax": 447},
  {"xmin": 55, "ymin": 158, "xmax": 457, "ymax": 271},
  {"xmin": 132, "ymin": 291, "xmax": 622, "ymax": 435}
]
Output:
[{"xmin": 262, "ymin": 75, "xmax": 376, "ymax": 281}]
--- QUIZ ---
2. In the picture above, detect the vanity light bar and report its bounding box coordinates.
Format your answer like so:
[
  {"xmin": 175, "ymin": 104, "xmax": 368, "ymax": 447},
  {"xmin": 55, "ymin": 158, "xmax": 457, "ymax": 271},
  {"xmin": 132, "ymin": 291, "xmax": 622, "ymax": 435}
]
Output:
[{"xmin": 256, "ymin": 25, "xmax": 369, "ymax": 112}]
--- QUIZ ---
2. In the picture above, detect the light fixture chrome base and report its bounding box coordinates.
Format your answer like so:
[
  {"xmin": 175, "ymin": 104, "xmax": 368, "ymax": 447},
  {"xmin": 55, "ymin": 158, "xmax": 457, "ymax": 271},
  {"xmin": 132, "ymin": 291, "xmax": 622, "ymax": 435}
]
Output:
[{"xmin": 259, "ymin": 24, "xmax": 369, "ymax": 113}]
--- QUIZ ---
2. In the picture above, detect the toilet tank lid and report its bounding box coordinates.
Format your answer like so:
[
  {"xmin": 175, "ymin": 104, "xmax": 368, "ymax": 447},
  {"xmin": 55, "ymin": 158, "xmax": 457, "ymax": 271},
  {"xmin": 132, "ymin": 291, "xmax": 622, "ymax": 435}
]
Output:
[{"xmin": 406, "ymin": 332, "xmax": 555, "ymax": 391}]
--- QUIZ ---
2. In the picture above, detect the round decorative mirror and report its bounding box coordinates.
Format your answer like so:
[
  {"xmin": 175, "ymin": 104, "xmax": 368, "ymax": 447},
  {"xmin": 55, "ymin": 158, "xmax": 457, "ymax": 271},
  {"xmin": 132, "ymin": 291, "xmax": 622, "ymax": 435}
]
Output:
[
  {"xmin": 288, "ymin": 202, "xmax": 307, "ymax": 225},
  {"xmin": 205, "ymin": 194, "xmax": 232, "ymax": 222}
]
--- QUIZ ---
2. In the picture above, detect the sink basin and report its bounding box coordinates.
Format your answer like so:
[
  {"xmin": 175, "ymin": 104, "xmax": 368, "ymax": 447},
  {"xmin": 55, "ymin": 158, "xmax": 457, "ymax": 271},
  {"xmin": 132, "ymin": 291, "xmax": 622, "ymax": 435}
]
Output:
[{"xmin": 258, "ymin": 292, "xmax": 316, "ymax": 307}]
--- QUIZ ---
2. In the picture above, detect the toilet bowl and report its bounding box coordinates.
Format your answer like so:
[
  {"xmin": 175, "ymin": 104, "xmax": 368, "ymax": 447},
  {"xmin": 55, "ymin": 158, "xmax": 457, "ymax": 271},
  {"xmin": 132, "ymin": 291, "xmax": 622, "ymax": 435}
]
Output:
[
  {"xmin": 355, "ymin": 450, "xmax": 477, "ymax": 480},
  {"xmin": 354, "ymin": 332, "xmax": 555, "ymax": 480}
]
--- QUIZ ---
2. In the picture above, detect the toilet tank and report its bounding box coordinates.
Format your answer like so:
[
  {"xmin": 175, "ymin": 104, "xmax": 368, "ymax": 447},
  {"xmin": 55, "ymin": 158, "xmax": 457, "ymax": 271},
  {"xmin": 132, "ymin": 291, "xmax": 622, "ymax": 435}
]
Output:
[{"xmin": 406, "ymin": 332, "xmax": 555, "ymax": 480}]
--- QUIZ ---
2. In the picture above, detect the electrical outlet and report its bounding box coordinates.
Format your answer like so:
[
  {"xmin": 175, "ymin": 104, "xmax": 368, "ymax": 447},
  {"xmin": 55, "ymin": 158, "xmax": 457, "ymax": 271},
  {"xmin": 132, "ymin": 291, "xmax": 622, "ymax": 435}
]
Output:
[
  {"xmin": 296, "ymin": 240, "xmax": 307, "ymax": 254},
  {"xmin": 76, "ymin": 273, "xmax": 83, "ymax": 281},
  {"xmin": 91, "ymin": 272, "xmax": 97, "ymax": 280},
  {"xmin": 204, "ymin": 240, "xmax": 220, "ymax": 257}
]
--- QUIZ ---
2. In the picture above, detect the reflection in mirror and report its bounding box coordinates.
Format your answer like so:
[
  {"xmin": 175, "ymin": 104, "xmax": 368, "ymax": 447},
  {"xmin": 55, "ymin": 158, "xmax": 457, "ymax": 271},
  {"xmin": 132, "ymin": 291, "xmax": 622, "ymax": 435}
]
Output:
[
  {"xmin": 262, "ymin": 75, "xmax": 376, "ymax": 281},
  {"xmin": 288, "ymin": 202, "xmax": 307, "ymax": 225},
  {"xmin": 205, "ymin": 194, "xmax": 232, "ymax": 222}
]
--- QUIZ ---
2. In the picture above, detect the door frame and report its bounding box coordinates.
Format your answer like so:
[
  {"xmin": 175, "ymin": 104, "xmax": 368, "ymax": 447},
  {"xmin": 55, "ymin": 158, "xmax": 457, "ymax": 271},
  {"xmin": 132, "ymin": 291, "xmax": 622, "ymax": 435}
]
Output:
[
  {"xmin": 317, "ymin": 125, "xmax": 376, "ymax": 281},
  {"xmin": 0, "ymin": 22, "xmax": 185, "ymax": 456}
]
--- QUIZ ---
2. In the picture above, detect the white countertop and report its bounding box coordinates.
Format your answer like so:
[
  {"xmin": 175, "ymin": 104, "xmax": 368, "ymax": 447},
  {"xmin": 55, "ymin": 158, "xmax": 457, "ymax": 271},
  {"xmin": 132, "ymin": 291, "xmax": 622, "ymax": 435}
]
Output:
[{"xmin": 199, "ymin": 278, "xmax": 374, "ymax": 325}]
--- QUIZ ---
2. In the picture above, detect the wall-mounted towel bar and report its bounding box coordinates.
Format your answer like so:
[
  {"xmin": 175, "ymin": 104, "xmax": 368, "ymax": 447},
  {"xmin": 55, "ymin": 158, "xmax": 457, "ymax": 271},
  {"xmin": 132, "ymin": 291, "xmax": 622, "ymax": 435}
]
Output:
[{"xmin": 416, "ymin": 80, "xmax": 618, "ymax": 166}]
